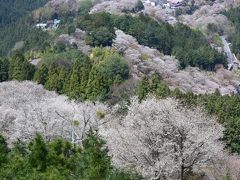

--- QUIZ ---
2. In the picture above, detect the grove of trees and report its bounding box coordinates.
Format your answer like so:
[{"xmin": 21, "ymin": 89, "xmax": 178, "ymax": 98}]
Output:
[
  {"xmin": 0, "ymin": 80, "xmax": 229, "ymax": 179},
  {"xmin": 0, "ymin": 0, "xmax": 49, "ymax": 56},
  {"xmin": 0, "ymin": 1, "xmax": 239, "ymax": 179},
  {"xmin": 77, "ymin": 12, "xmax": 226, "ymax": 70},
  {"xmin": 223, "ymin": 7, "xmax": 240, "ymax": 57},
  {"xmin": 0, "ymin": 80, "xmax": 110, "ymax": 144},
  {"xmin": 0, "ymin": 132, "xmax": 140, "ymax": 179},
  {"xmin": 1, "ymin": 48, "xmax": 129, "ymax": 102},
  {"xmin": 137, "ymin": 75, "xmax": 240, "ymax": 154},
  {"xmin": 103, "ymin": 97, "xmax": 224, "ymax": 180},
  {"xmin": 36, "ymin": 48, "xmax": 129, "ymax": 101}
]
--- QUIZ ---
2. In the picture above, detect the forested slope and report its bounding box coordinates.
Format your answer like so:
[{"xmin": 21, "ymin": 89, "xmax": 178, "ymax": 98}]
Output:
[
  {"xmin": 78, "ymin": 13, "xmax": 226, "ymax": 70},
  {"xmin": 0, "ymin": 0, "xmax": 240, "ymax": 179},
  {"xmin": 0, "ymin": 0, "xmax": 49, "ymax": 56},
  {"xmin": 0, "ymin": 0, "xmax": 48, "ymax": 26},
  {"xmin": 223, "ymin": 7, "xmax": 240, "ymax": 57}
]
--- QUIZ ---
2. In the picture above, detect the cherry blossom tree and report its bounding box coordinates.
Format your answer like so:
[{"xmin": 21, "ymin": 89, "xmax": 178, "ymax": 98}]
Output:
[
  {"xmin": 0, "ymin": 81, "xmax": 227, "ymax": 179},
  {"xmin": 0, "ymin": 81, "xmax": 110, "ymax": 144},
  {"xmin": 101, "ymin": 97, "xmax": 225, "ymax": 180}
]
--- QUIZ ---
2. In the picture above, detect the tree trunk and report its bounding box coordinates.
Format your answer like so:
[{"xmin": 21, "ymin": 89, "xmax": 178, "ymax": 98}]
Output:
[{"xmin": 180, "ymin": 165, "xmax": 184, "ymax": 180}]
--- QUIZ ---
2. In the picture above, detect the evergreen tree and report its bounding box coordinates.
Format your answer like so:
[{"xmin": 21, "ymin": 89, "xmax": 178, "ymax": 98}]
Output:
[
  {"xmin": 149, "ymin": 74, "xmax": 161, "ymax": 93},
  {"xmin": 77, "ymin": 131, "xmax": 112, "ymax": 179},
  {"xmin": 86, "ymin": 65, "xmax": 109, "ymax": 101},
  {"xmin": 68, "ymin": 25, "xmax": 76, "ymax": 35},
  {"xmin": 33, "ymin": 63, "xmax": 49, "ymax": 85},
  {"xmin": 8, "ymin": 51, "xmax": 35, "ymax": 81},
  {"xmin": 67, "ymin": 56, "xmax": 92, "ymax": 99},
  {"xmin": 86, "ymin": 53, "xmax": 129, "ymax": 101},
  {"xmin": 58, "ymin": 67, "xmax": 69, "ymax": 94},
  {"xmin": 113, "ymin": 74, "xmax": 123, "ymax": 85},
  {"xmin": 67, "ymin": 61, "xmax": 82, "ymax": 99},
  {"xmin": 28, "ymin": 134, "xmax": 48, "ymax": 171},
  {"xmin": 155, "ymin": 82, "xmax": 171, "ymax": 98},
  {"xmin": 0, "ymin": 58, "xmax": 9, "ymax": 82},
  {"xmin": 137, "ymin": 75, "xmax": 149, "ymax": 101},
  {"xmin": 44, "ymin": 63, "xmax": 60, "ymax": 92},
  {"xmin": 0, "ymin": 133, "xmax": 140, "ymax": 179},
  {"xmin": 0, "ymin": 135, "xmax": 8, "ymax": 165}
]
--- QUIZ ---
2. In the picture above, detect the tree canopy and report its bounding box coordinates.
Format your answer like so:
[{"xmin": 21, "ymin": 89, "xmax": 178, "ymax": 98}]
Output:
[
  {"xmin": 0, "ymin": 132, "xmax": 140, "ymax": 179},
  {"xmin": 77, "ymin": 13, "xmax": 226, "ymax": 70},
  {"xmin": 0, "ymin": 0, "xmax": 49, "ymax": 56},
  {"xmin": 137, "ymin": 75, "xmax": 240, "ymax": 154}
]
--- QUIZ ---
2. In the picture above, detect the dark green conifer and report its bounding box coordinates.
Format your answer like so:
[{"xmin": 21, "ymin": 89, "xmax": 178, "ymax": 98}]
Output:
[
  {"xmin": 136, "ymin": 75, "xmax": 149, "ymax": 101},
  {"xmin": 33, "ymin": 63, "xmax": 49, "ymax": 85},
  {"xmin": 28, "ymin": 134, "xmax": 48, "ymax": 171},
  {"xmin": 0, "ymin": 58, "xmax": 9, "ymax": 82},
  {"xmin": 8, "ymin": 51, "xmax": 35, "ymax": 81}
]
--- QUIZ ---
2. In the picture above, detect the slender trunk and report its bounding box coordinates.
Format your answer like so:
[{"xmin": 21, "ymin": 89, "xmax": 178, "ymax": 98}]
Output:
[{"xmin": 180, "ymin": 165, "xmax": 184, "ymax": 180}]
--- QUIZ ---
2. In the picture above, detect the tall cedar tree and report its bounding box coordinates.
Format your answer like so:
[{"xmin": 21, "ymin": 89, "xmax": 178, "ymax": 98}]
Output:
[
  {"xmin": 33, "ymin": 63, "xmax": 49, "ymax": 85},
  {"xmin": 8, "ymin": 51, "xmax": 35, "ymax": 81}
]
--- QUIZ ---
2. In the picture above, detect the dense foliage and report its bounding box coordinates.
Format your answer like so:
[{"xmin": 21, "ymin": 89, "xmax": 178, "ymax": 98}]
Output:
[
  {"xmin": 137, "ymin": 75, "xmax": 240, "ymax": 154},
  {"xmin": 0, "ymin": 0, "xmax": 49, "ymax": 56},
  {"xmin": 40, "ymin": 49, "xmax": 83, "ymax": 66},
  {"xmin": 0, "ymin": 0, "xmax": 48, "ymax": 26},
  {"xmin": 35, "ymin": 48, "xmax": 129, "ymax": 101},
  {"xmin": 1, "ymin": 1, "xmax": 238, "ymax": 178},
  {"xmin": 0, "ymin": 57, "xmax": 9, "ymax": 82},
  {"xmin": 0, "ymin": 51, "xmax": 35, "ymax": 81},
  {"xmin": 223, "ymin": 7, "xmax": 240, "ymax": 57},
  {"xmin": 8, "ymin": 51, "xmax": 36, "ymax": 81},
  {"xmin": 0, "ymin": 132, "xmax": 140, "ymax": 179},
  {"xmin": 2, "ymin": 48, "xmax": 129, "ymax": 102},
  {"xmin": 77, "ymin": 13, "xmax": 226, "ymax": 70}
]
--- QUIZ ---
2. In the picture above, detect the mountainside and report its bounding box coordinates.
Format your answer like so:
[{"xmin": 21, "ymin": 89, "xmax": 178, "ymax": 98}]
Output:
[
  {"xmin": 0, "ymin": 0, "xmax": 49, "ymax": 56},
  {"xmin": 0, "ymin": 0, "xmax": 240, "ymax": 179},
  {"xmin": 0, "ymin": 0, "xmax": 49, "ymax": 26}
]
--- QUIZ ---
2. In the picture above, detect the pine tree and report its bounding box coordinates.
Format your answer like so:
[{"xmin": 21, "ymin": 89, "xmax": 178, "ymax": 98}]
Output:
[
  {"xmin": 86, "ymin": 65, "xmax": 109, "ymax": 101},
  {"xmin": 155, "ymin": 82, "xmax": 171, "ymax": 98},
  {"xmin": 113, "ymin": 74, "xmax": 123, "ymax": 85},
  {"xmin": 67, "ymin": 60, "xmax": 82, "ymax": 99},
  {"xmin": 149, "ymin": 74, "xmax": 161, "ymax": 93}
]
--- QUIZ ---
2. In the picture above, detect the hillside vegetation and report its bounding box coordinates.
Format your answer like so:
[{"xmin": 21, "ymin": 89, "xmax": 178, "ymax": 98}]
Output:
[
  {"xmin": 0, "ymin": 81, "xmax": 228, "ymax": 179},
  {"xmin": 0, "ymin": 0, "xmax": 240, "ymax": 179},
  {"xmin": 0, "ymin": 132, "xmax": 139, "ymax": 179},
  {"xmin": 78, "ymin": 13, "xmax": 226, "ymax": 70},
  {"xmin": 137, "ymin": 75, "xmax": 240, "ymax": 154},
  {"xmin": 0, "ymin": 0, "xmax": 48, "ymax": 26},
  {"xmin": 0, "ymin": 0, "xmax": 49, "ymax": 56},
  {"xmin": 223, "ymin": 7, "xmax": 240, "ymax": 57}
]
